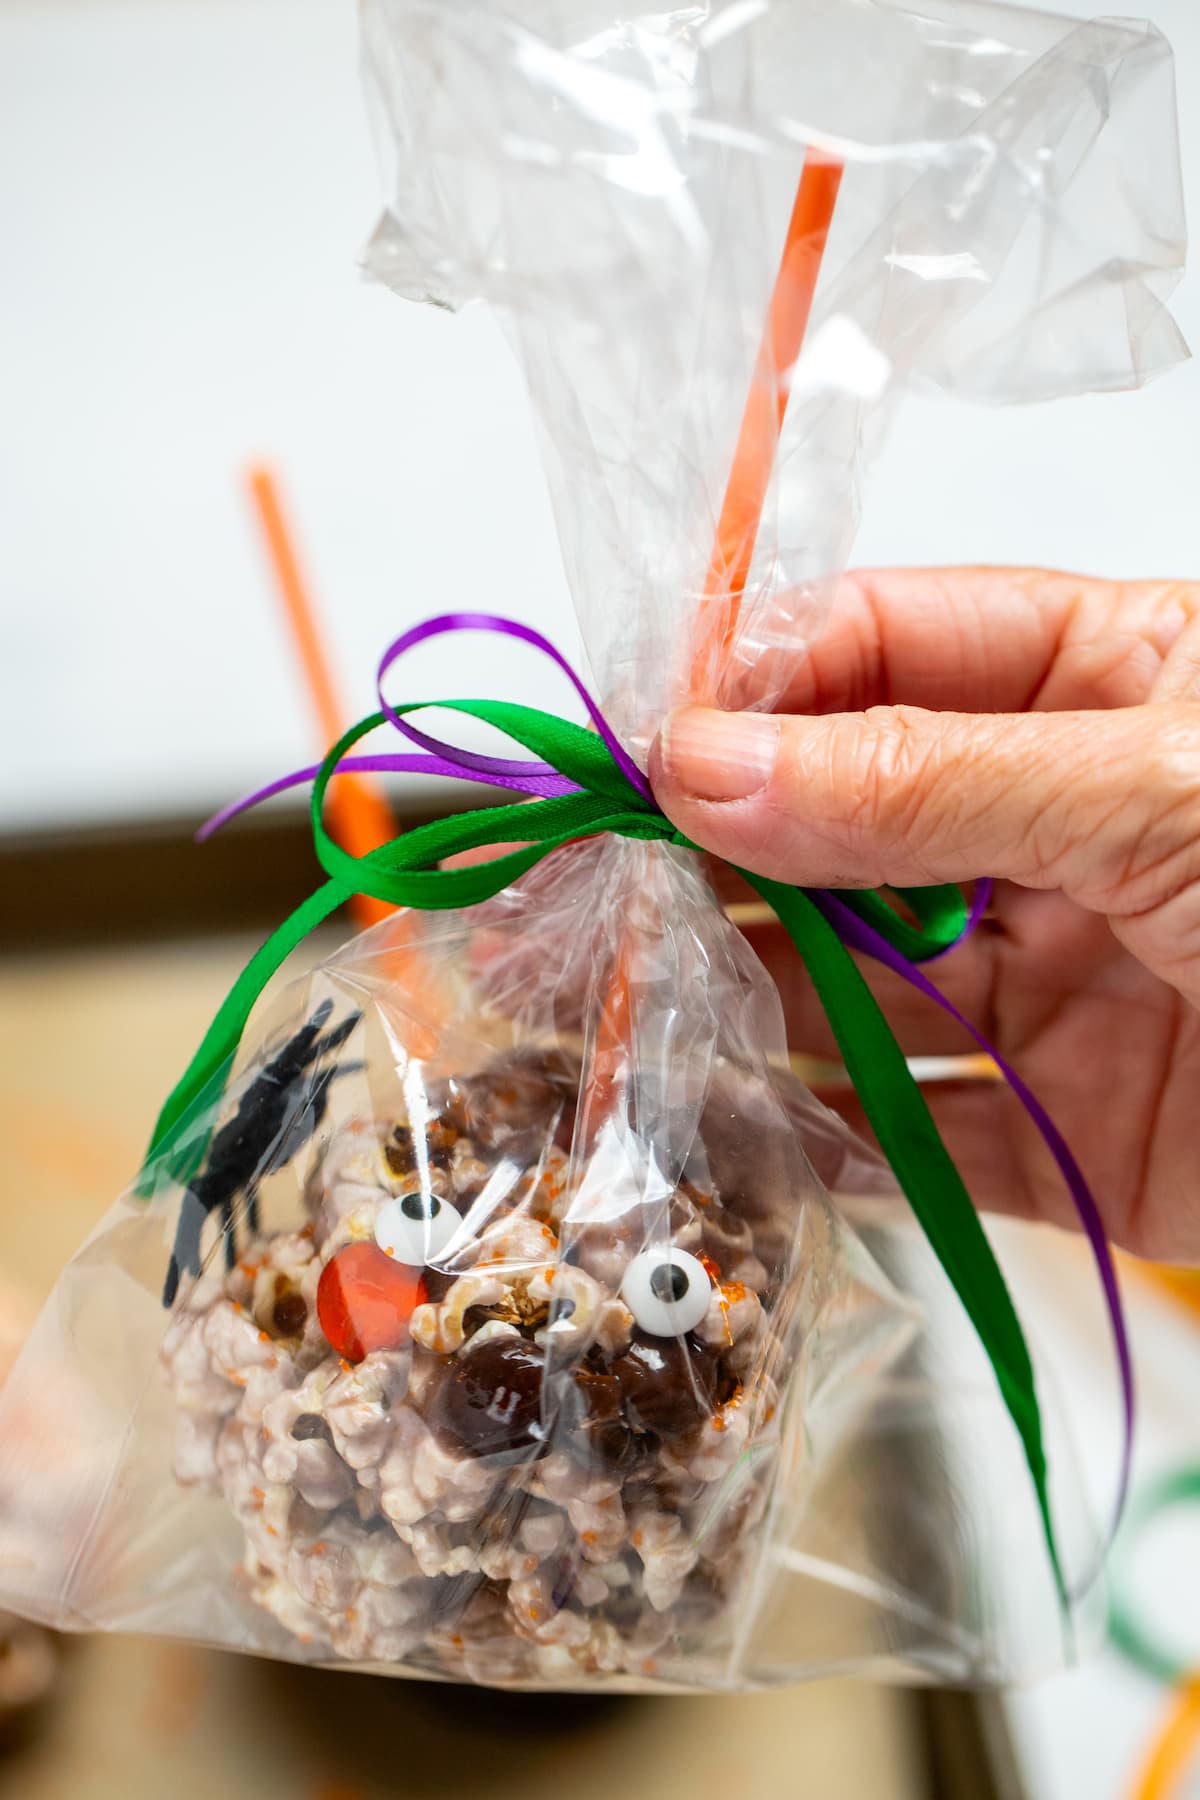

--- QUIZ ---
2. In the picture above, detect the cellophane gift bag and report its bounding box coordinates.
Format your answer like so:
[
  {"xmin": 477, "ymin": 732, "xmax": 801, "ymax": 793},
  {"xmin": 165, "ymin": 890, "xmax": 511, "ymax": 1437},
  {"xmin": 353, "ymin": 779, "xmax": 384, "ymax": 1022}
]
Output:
[{"xmin": 0, "ymin": 0, "xmax": 1185, "ymax": 1691}]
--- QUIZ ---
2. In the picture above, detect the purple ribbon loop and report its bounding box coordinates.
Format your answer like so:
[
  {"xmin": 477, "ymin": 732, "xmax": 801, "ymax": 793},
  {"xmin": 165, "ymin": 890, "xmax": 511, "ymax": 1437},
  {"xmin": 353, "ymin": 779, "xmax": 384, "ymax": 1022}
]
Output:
[{"xmin": 376, "ymin": 612, "xmax": 655, "ymax": 805}]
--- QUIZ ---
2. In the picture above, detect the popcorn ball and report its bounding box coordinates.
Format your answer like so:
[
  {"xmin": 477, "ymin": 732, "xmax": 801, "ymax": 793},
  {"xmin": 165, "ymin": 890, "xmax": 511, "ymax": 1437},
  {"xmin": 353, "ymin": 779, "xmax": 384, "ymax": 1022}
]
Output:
[{"xmin": 160, "ymin": 1035, "xmax": 785, "ymax": 1683}]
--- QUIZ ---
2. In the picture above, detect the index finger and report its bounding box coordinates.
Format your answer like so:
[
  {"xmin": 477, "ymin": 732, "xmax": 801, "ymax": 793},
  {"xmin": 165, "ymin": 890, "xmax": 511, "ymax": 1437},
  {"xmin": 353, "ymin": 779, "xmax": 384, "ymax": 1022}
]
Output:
[{"xmin": 747, "ymin": 567, "xmax": 1190, "ymax": 717}]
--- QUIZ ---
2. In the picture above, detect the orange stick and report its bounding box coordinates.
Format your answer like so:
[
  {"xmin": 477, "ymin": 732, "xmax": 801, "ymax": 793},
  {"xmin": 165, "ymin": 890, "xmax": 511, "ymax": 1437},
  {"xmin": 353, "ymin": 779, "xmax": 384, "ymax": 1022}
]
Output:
[
  {"xmin": 246, "ymin": 464, "xmax": 397, "ymax": 928},
  {"xmin": 590, "ymin": 152, "xmax": 843, "ymax": 1124},
  {"xmin": 1127, "ymin": 1682, "xmax": 1200, "ymax": 1800},
  {"xmin": 690, "ymin": 153, "xmax": 844, "ymax": 699},
  {"xmin": 1122, "ymin": 1254, "xmax": 1200, "ymax": 1330}
]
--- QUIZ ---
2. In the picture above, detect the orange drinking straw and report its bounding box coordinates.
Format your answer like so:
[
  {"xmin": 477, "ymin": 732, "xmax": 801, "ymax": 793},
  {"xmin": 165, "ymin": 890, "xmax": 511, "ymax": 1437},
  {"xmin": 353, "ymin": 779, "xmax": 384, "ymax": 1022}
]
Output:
[
  {"xmin": 246, "ymin": 464, "xmax": 397, "ymax": 928},
  {"xmin": 690, "ymin": 153, "xmax": 845, "ymax": 698},
  {"xmin": 1119, "ymin": 1253, "xmax": 1200, "ymax": 1331},
  {"xmin": 1127, "ymin": 1682, "xmax": 1200, "ymax": 1800},
  {"xmin": 589, "ymin": 151, "xmax": 844, "ymax": 1118}
]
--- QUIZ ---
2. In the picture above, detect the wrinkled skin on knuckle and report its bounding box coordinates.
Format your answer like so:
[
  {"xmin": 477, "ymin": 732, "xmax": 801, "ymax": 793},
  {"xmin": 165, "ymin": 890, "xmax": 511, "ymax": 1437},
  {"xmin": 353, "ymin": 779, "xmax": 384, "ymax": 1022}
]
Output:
[
  {"xmin": 1090, "ymin": 709, "xmax": 1200, "ymax": 916},
  {"xmin": 1021, "ymin": 725, "xmax": 1115, "ymax": 889},
  {"xmin": 823, "ymin": 706, "xmax": 939, "ymax": 854}
]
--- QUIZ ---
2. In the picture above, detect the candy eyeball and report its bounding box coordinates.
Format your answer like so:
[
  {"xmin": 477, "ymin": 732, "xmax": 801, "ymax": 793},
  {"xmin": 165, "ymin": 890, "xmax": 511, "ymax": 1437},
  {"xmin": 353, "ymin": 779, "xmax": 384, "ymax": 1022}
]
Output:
[
  {"xmin": 621, "ymin": 1248, "xmax": 712, "ymax": 1337},
  {"xmin": 374, "ymin": 1191, "xmax": 462, "ymax": 1267}
]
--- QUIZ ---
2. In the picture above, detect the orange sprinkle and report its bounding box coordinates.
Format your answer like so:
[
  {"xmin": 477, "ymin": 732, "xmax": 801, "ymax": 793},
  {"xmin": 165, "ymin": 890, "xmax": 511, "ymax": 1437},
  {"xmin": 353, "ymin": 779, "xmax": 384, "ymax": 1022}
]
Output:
[
  {"xmin": 344, "ymin": 1607, "xmax": 358, "ymax": 1622},
  {"xmin": 631, "ymin": 1531, "xmax": 643, "ymax": 1548},
  {"xmin": 297, "ymin": 1632, "xmax": 313, "ymax": 1645},
  {"xmin": 312, "ymin": 1543, "xmax": 327, "ymax": 1557},
  {"xmin": 698, "ymin": 1253, "xmax": 722, "ymax": 1285},
  {"xmin": 450, "ymin": 1633, "xmax": 464, "ymax": 1649},
  {"xmin": 232, "ymin": 1300, "xmax": 243, "ymax": 1314},
  {"xmin": 339, "ymin": 1358, "xmax": 352, "ymax": 1373},
  {"xmin": 528, "ymin": 1606, "xmax": 541, "ymax": 1621},
  {"xmin": 712, "ymin": 1417, "xmax": 726, "ymax": 1432},
  {"xmin": 543, "ymin": 1268, "xmax": 556, "ymax": 1284},
  {"xmin": 524, "ymin": 1556, "xmax": 538, "ymax": 1572},
  {"xmin": 258, "ymin": 1330, "xmax": 270, "ymax": 1344},
  {"xmin": 266, "ymin": 1524, "xmax": 278, "ymax": 1537},
  {"xmin": 641, "ymin": 1658, "xmax": 658, "ymax": 1676},
  {"xmin": 711, "ymin": 1279, "xmax": 735, "ymax": 1343},
  {"xmin": 581, "ymin": 1530, "xmax": 597, "ymax": 1546}
]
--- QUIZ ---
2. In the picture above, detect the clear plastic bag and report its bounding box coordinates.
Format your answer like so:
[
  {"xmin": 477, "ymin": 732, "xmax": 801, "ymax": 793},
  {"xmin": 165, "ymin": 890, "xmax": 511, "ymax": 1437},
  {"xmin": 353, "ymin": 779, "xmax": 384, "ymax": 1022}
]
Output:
[
  {"xmin": 362, "ymin": 0, "xmax": 1186, "ymax": 741},
  {"xmin": 0, "ymin": 842, "xmax": 1097, "ymax": 1686},
  {"xmin": 0, "ymin": 0, "xmax": 1185, "ymax": 1690}
]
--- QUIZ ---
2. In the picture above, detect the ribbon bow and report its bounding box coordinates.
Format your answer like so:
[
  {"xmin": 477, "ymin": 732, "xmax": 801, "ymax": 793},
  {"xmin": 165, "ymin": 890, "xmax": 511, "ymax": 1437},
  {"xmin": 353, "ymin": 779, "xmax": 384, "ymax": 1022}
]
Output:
[{"xmin": 145, "ymin": 611, "xmax": 1133, "ymax": 1619}]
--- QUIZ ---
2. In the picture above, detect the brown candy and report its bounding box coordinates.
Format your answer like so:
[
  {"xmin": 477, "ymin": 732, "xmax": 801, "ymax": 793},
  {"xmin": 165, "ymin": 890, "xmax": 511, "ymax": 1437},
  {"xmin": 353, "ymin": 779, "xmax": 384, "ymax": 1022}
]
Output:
[
  {"xmin": 420, "ymin": 1267, "xmax": 458, "ymax": 1306},
  {"xmin": 567, "ymin": 1364, "xmax": 644, "ymax": 1473},
  {"xmin": 608, "ymin": 1336, "xmax": 719, "ymax": 1441},
  {"xmin": 385, "ymin": 1118, "xmax": 458, "ymax": 1178},
  {"xmin": 562, "ymin": 1336, "xmax": 723, "ymax": 1474},
  {"xmin": 271, "ymin": 1290, "xmax": 308, "ymax": 1338},
  {"xmin": 433, "ymin": 1338, "xmax": 550, "ymax": 1463}
]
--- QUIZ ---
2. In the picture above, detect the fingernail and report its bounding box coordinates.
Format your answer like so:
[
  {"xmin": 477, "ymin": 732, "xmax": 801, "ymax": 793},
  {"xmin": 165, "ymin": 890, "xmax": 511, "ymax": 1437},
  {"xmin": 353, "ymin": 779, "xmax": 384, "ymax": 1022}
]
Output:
[{"xmin": 658, "ymin": 707, "xmax": 780, "ymax": 802}]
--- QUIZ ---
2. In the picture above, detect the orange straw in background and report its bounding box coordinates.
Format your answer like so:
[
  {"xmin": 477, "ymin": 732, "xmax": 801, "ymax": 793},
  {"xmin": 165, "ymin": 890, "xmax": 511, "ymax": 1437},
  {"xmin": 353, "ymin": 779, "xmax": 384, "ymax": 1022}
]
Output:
[
  {"xmin": 246, "ymin": 464, "xmax": 397, "ymax": 928},
  {"xmin": 589, "ymin": 151, "xmax": 844, "ymax": 1119},
  {"xmin": 1124, "ymin": 1256, "xmax": 1200, "ymax": 1331},
  {"xmin": 1127, "ymin": 1682, "xmax": 1200, "ymax": 1800}
]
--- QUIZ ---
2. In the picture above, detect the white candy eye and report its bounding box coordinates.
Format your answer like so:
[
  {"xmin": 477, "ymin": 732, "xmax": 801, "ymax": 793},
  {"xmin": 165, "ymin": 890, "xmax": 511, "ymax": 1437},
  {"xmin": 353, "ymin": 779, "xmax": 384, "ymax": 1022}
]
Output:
[
  {"xmin": 374, "ymin": 1191, "xmax": 462, "ymax": 1266},
  {"xmin": 621, "ymin": 1248, "xmax": 712, "ymax": 1338}
]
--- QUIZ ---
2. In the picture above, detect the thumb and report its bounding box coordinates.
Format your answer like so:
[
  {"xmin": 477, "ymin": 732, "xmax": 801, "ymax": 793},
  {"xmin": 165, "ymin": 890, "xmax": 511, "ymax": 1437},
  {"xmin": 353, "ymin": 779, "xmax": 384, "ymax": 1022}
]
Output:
[{"xmin": 650, "ymin": 702, "xmax": 1200, "ymax": 924}]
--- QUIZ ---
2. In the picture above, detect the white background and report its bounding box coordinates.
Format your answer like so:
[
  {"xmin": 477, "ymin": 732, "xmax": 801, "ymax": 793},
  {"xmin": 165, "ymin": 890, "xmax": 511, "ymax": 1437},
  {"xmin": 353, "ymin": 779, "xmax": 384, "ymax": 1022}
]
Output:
[
  {"xmin": 3, "ymin": 5, "xmax": 1200, "ymax": 1795},
  {"xmin": 1, "ymin": 0, "xmax": 1198, "ymax": 834}
]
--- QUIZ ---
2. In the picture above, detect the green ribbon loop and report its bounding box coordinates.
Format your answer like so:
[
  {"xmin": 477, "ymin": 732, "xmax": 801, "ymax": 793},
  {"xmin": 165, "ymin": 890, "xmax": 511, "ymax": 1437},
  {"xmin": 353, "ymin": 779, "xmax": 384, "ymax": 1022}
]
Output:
[
  {"xmin": 143, "ymin": 694, "xmax": 1068, "ymax": 1622},
  {"xmin": 837, "ymin": 883, "xmax": 970, "ymax": 961}
]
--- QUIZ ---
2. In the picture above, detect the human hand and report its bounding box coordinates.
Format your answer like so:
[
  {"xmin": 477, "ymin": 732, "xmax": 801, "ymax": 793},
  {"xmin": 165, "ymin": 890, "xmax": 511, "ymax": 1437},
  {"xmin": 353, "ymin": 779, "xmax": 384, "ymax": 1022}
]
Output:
[{"xmin": 650, "ymin": 569, "xmax": 1200, "ymax": 1265}]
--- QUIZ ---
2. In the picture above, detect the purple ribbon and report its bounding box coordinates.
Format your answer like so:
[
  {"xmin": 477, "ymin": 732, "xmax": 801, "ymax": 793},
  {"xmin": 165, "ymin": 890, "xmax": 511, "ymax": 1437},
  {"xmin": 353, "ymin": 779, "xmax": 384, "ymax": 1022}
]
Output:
[
  {"xmin": 202, "ymin": 610, "xmax": 1132, "ymax": 1567},
  {"xmin": 200, "ymin": 612, "xmax": 651, "ymax": 840},
  {"xmin": 377, "ymin": 612, "xmax": 654, "ymax": 803},
  {"xmin": 815, "ymin": 889, "xmax": 1132, "ymax": 1562}
]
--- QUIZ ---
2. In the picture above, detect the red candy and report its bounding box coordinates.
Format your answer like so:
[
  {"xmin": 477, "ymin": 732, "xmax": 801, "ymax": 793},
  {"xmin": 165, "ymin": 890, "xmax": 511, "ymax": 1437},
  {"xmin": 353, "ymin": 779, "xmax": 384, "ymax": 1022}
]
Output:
[{"xmin": 316, "ymin": 1243, "xmax": 427, "ymax": 1362}]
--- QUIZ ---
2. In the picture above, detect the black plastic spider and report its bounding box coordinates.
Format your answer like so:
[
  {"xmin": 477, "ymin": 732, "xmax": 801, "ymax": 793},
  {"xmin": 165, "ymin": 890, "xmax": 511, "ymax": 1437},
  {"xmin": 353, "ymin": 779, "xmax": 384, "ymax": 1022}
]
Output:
[{"xmin": 162, "ymin": 1001, "xmax": 362, "ymax": 1307}]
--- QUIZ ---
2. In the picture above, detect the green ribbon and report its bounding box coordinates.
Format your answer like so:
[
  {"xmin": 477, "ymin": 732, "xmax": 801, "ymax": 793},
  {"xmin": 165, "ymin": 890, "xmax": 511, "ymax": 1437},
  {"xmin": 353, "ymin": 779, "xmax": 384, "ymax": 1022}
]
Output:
[{"xmin": 144, "ymin": 698, "xmax": 1067, "ymax": 1616}]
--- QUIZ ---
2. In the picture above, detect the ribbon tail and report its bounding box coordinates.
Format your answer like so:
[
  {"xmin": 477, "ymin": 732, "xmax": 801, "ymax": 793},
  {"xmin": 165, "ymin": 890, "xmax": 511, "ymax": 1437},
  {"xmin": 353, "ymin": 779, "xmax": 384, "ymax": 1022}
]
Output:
[
  {"xmin": 138, "ymin": 878, "xmax": 351, "ymax": 1192},
  {"xmin": 812, "ymin": 886, "xmax": 1133, "ymax": 1575},
  {"xmin": 745, "ymin": 871, "xmax": 1070, "ymax": 1623}
]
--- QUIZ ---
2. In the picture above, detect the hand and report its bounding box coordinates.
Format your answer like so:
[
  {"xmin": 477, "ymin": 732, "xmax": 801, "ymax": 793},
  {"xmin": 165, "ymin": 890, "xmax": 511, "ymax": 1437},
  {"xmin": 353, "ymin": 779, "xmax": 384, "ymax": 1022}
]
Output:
[{"xmin": 650, "ymin": 568, "xmax": 1200, "ymax": 1266}]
